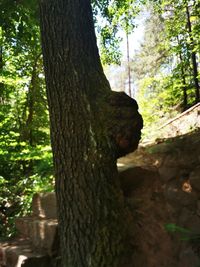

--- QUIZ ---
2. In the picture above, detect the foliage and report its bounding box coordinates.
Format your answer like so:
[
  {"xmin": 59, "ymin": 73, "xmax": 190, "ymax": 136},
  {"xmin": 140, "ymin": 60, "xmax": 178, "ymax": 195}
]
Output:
[
  {"xmin": 132, "ymin": 0, "xmax": 200, "ymax": 139},
  {"xmin": 1, "ymin": 0, "xmax": 199, "ymax": 238},
  {"xmin": 0, "ymin": 0, "xmax": 144, "ymax": 238},
  {"xmin": 0, "ymin": 0, "xmax": 53, "ymax": 238},
  {"xmin": 0, "ymin": 145, "xmax": 54, "ymax": 238},
  {"xmin": 92, "ymin": 0, "xmax": 142, "ymax": 64}
]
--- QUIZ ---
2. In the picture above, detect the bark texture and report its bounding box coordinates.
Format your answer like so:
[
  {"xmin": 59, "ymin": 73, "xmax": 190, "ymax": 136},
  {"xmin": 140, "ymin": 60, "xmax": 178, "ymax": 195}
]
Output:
[{"xmin": 39, "ymin": 1, "xmax": 142, "ymax": 267}]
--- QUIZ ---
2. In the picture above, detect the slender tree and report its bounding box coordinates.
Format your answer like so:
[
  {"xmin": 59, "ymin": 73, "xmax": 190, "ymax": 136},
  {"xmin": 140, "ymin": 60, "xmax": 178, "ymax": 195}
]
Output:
[
  {"xmin": 186, "ymin": 4, "xmax": 200, "ymax": 103},
  {"xmin": 176, "ymin": 36, "xmax": 188, "ymax": 110},
  {"xmin": 39, "ymin": 1, "xmax": 142, "ymax": 267}
]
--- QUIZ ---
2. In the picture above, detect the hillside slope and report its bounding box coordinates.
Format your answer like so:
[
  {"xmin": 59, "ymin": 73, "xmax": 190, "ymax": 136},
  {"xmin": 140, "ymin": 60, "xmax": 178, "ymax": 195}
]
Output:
[{"xmin": 118, "ymin": 129, "xmax": 200, "ymax": 267}]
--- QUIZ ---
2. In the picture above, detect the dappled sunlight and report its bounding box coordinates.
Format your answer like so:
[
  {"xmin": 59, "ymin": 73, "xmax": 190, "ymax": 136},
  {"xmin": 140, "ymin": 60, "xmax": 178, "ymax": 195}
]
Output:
[
  {"xmin": 182, "ymin": 180, "xmax": 192, "ymax": 193},
  {"xmin": 0, "ymin": 0, "xmax": 200, "ymax": 266},
  {"xmin": 117, "ymin": 162, "xmax": 126, "ymax": 167}
]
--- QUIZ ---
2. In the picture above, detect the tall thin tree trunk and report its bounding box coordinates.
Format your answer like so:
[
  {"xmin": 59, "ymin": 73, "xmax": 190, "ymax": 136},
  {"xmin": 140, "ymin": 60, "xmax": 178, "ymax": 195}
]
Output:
[
  {"xmin": 126, "ymin": 32, "xmax": 131, "ymax": 97},
  {"xmin": 39, "ymin": 1, "xmax": 142, "ymax": 266},
  {"xmin": 177, "ymin": 37, "xmax": 188, "ymax": 110},
  {"xmin": 20, "ymin": 54, "xmax": 41, "ymax": 146},
  {"xmin": 181, "ymin": 67, "xmax": 188, "ymax": 110},
  {"xmin": 0, "ymin": 44, "xmax": 4, "ymax": 104},
  {"xmin": 180, "ymin": 53, "xmax": 188, "ymax": 110},
  {"xmin": 186, "ymin": 5, "xmax": 200, "ymax": 103}
]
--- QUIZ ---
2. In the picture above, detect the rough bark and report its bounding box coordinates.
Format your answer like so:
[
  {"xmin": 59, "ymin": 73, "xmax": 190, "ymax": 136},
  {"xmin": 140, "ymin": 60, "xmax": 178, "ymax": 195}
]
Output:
[{"xmin": 39, "ymin": 1, "xmax": 142, "ymax": 267}]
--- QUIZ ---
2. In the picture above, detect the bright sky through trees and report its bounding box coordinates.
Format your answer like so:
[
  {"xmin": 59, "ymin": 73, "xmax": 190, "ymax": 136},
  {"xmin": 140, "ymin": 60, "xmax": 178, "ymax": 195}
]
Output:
[
  {"xmin": 120, "ymin": 14, "xmax": 146, "ymax": 59},
  {"xmin": 105, "ymin": 11, "xmax": 147, "ymax": 95}
]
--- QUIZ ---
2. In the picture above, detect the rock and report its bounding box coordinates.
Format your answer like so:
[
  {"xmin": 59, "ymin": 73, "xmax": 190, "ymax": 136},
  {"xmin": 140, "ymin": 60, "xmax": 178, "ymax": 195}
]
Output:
[
  {"xmin": 185, "ymin": 215, "xmax": 200, "ymax": 233},
  {"xmin": 0, "ymin": 239, "xmax": 53, "ymax": 267},
  {"xmin": 190, "ymin": 166, "xmax": 200, "ymax": 191},
  {"xmin": 162, "ymin": 153, "xmax": 180, "ymax": 168},
  {"xmin": 118, "ymin": 146, "xmax": 158, "ymax": 168},
  {"xmin": 15, "ymin": 192, "xmax": 58, "ymax": 257},
  {"xmin": 197, "ymin": 200, "xmax": 200, "ymax": 216},
  {"xmin": 15, "ymin": 217, "xmax": 30, "ymax": 239},
  {"xmin": 15, "ymin": 217, "xmax": 58, "ymax": 255},
  {"xmin": 124, "ymin": 167, "xmax": 177, "ymax": 267},
  {"xmin": 177, "ymin": 207, "xmax": 193, "ymax": 226},
  {"xmin": 178, "ymin": 247, "xmax": 200, "ymax": 267},
  {"xmin": 117, "ymin": 130, "xmax": 200, "ymax": 267},
  {"xmin": 32, "ymin": 193, "xmax": 57, "ymax": 219},
  {"xmin": 0, "ymin": 192, "xmax": 59, "ymax": 267},
  {"xmin": 158, "ymin": 166, "xmax": 179, "ymax": 182},
  {"xmin": 178, "ymin": 208, "xmax": 200, "ymax": 232},
  {"xmin": 164, "ymin": 179, "xmax": 198, "ymax": 208},
  {"xmin": 178, "ymin": 153, "xmax": 198, "ymax": 169},
  {"xmin": 119, "ymin": 166, "xmax": 159, "ymax": 197}
]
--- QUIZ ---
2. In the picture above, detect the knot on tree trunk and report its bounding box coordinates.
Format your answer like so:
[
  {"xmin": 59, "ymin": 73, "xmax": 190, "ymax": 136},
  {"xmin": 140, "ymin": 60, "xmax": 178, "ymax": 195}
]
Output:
[{"xmin": 108, "ymin": 91, "xmax": 143, "ymax": 158}]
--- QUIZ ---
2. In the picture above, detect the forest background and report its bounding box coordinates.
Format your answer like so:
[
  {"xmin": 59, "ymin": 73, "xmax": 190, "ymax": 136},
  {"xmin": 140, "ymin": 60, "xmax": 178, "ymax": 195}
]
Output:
[{"xmin": 0, "ymin": 0, "xmax": 200, "ymax": 238}]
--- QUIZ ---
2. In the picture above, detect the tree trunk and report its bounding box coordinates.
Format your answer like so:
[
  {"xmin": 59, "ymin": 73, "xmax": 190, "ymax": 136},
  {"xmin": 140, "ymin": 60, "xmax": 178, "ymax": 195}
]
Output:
[
  {"xmin": 0, "ymin": 44, "xmax": 5, "ymax": 104},
  {"xmin": 126, "ymin": 32, "xmax": 132, "ymax": 97},
  {"xmin": 180, "ymin": 56, "xmax": 188, "ymax": 110},
  {"xmin": 20, "ymin": 54, "xmax": 41, "ymax": 146},
  {"xmin": 39, "ymin": 1, "xmax": 142, "ymax": 267},
  {"xmin": 186, "ymin": 5, "xmax": 200, "ymax": 103},
  {"xmin": 177, "ymin": 37, "xmax": 188, "ymax": 110}
]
